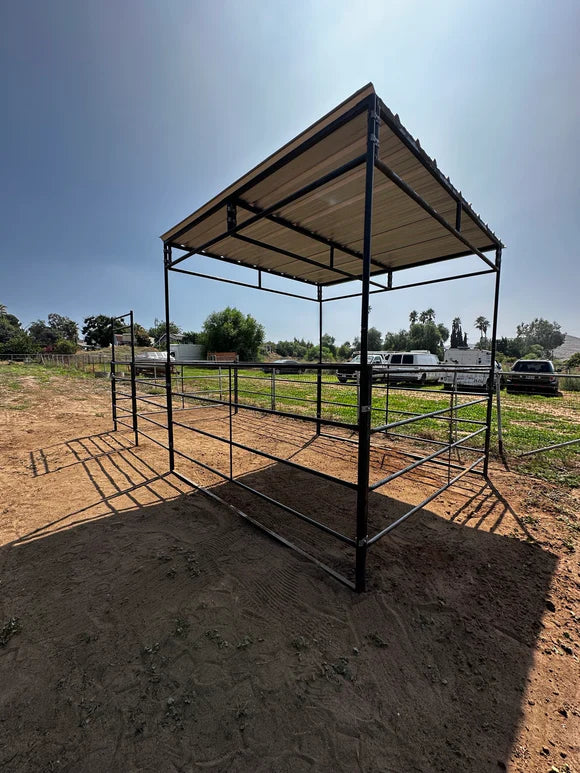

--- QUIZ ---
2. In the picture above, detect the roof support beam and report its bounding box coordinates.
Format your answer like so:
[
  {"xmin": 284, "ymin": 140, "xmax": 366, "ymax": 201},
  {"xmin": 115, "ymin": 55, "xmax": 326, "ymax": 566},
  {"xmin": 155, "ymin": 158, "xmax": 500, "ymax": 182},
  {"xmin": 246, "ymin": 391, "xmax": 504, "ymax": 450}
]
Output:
[
  {"xmin": 235, "ymin": 199, "xmax": 392, "ymax": 274},
  {"xmin": 377, "ymin": 101, "xmax": 503, "ymax": 249},
  {"xmin": 374, "ymin": 157, "xmax": 496, "ymax": 271},
  {"xmin": 189, "ymin": 153, "xmax": 367, "ymax": 256},
  {"xmin": 231, "ymin": 233, "xmax": 388, "ymax": 289}
]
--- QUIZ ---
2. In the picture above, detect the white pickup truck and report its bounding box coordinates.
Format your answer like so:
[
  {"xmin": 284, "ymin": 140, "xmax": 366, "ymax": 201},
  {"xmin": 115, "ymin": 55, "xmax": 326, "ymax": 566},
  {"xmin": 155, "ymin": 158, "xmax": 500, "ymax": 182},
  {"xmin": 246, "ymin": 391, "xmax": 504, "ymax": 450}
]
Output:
[{"xmin": 336, "ymin": 352, "xmax": 391, "ymax": 383}]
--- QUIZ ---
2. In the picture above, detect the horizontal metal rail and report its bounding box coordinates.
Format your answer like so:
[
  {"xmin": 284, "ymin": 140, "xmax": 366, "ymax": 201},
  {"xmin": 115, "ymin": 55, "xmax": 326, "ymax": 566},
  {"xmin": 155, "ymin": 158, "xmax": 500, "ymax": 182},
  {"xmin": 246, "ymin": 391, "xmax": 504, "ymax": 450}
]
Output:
[
  {"xmin": 518, "ymin": 438, "xmax": 580, "ymax": 458},
  {"xmin": 135, "ymin": 413, "xmax": 169, "ymax": 431},
  {"xmin": 172, "ymin": 470, "xmax": 355, "ymax": 591},
  {"xmin": 321, "ymin": 267, "xmax": 495, "ymax": 301},
  {"xmin": 236, "ymin": 387, "xmax": 357, "ymax": 411},
  {"xmin": 367, "ymin": 455, "xmax": 486, "ymax": 546},
  {"xmin": 172, "ymin": 418, "xmax": 358, "ymax": 490},
  {"xmin": 318, "ymin": 431, "xmax": 478, "ymax": 473},
  {"xmin": 131, "ymin": 426, "xmax": 171, "ymax": 451},
  {"xmin": 169, "ymin": 446, "xmax": 353, "ymax": 546},
  {"xmin": 371, "ymin": 397, "xmax": 488, "ymax": 433},
  {"xmin": 370, "ymin": 428, "xmax": 487, "ymax": 490},
  {"xmin": 380, "ymin": 407, "xmax": 487, "ymax": 426},
  {"xmin": 381, "ymin": 430, "xmax": 485, "ymax": 455},
  {"xmin": 170, "ymin": 389, "xmax": 358, "ymax": 430},
  {"xmin": 170, "ymin": 265, "xmax": 318, "ymax": 302},
  {"xmin": 172, "ymin": 360, "xmax": 358, "ymax": 371}
]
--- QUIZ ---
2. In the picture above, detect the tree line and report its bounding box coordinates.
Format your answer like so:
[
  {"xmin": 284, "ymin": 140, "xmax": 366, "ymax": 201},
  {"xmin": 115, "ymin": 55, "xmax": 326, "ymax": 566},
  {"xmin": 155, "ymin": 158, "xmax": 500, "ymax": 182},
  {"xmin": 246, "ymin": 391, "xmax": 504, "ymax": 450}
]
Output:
[{"xmin": 0, "ymin": 302, "xmax": 567, "ymax": 363}]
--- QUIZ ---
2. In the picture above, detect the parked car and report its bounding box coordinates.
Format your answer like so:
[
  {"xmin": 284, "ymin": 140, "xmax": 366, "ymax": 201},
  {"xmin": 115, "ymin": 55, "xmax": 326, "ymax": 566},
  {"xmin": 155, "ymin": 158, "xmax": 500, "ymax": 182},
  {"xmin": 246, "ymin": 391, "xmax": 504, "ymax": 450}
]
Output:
[
  {"xmin": 440, "ymin": 347, "xmax": 502, "ymax": 390},
  {"xmin": 262, "ymin": 359, "xmax": 303, "ymax": 374},
  {"xmin": 336, "ymin": 352, "xmax": 391, "ymax": 383},
  {"xmin": 386, "ymin": 351, "xmax": 440, "ymax": 384},
  {"xmin": 505, "ymin": 359, "xmax": 559, "ymax": 395}
]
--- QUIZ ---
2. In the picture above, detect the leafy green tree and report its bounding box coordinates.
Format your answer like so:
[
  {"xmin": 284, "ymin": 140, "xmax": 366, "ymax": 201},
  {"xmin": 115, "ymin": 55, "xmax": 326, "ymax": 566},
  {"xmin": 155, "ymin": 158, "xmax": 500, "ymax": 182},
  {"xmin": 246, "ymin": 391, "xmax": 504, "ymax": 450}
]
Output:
[
  {"xmin": 133, "ymin": 324, "xmax": 151, "ymax": 347},
  {"xmin": 53, "ymin": 339, "xmax": 77, "ymax": 354},
  {"xmin": 28, "ymin": 320, "xmax": 59, "ymax": 348},
  {"xmin": 566, "ymin": 352, "xmax": 580, "ymax": 370},
  {"xmin": 148, "ymin": 318, "xmax": 181, "ymax": 343},
  {"xmin": 321, "ymin": 333, "xmax": 337, "ymax": 357},
  {"xmin": 0, "ymin": 332, "xmax": 38, "ymax": 356},
  {"xmin": 409, "ymin": 321, "xmax": 448, "ymax": 358},
  {"xmin": 47, "ymin": 313, "xmax": 78, "ymax": 342},
  {"xmin": 523, "ymin": 344, "xmax": 544, "ymax": 359},
  {"xmin": 516, "ymin": 318, "xmax": 565, "ymax": 357},
  {"xmin": 367, "ymin": 327, "xmax": 383, "ymax": 350},
  {"xmin": 82, "ymin": 315, "xmax": 124, "ymax": 348},
  {"xmin": 383, "ymin": 329, "xmax": 410, "ymax": 351},
  {"xmin": 337, "ymin": 341, "xmax": 353, "ymax": 360},
  {"xmin": 0, "ymin": 313, "xmax": 21, "ymax": 344},
  {"xmin": 182, "ymin": 331, "xmax": 200, "ymax": 344},
  {"xmin": 200, "ymin": 307, "xmax": 264, "ymax": 361}
]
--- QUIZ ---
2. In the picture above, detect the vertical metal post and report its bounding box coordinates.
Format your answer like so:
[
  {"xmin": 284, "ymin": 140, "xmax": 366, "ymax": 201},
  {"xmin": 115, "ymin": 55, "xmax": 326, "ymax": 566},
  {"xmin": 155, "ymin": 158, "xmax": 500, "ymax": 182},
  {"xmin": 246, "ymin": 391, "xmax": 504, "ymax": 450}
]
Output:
[
  {"xmin": 234, "ymin": 366, "xmax": 239, "ymax": 415},
  {"xmin": 495, "ymin": 373, "xmax": 504, "ymax": 458},
  {"xmin": 355, "ymin": 95, "xmax": 379, "ymax": 593},
  {"xmin": 448, "ymin": 370, "xmax": 457, "ymax": 483},
  {"xmin": 483, "ymin": 247, "xmax": 502, "ymax": 477},
  {"xmin": 110, "ymin": 316, "xmax": 117, "ymax": 431},
  {"xmin": 164, "ymin": 245, "xmax": 175, "ymax": 471},
  {"xmin": 316, "ymin": 285, "xmax": 323, "ymax": 435},
  {"xmin": 129, "ymin": 310, "xmax": 139, "ymax": 447},
  {"xmin": 271, "ymin": 368, "xmax": 276, "ymax": 411},
  {"xmin": 384, "ymin": 369, "xmax": 390, "ymax": 435},
  {"xmin": 229, "ymin": 364, "xmax": 233, "ymax": 480},
  {"xmin": 181, "ymin": 366, "xmax": 185, "ymax": 409}
]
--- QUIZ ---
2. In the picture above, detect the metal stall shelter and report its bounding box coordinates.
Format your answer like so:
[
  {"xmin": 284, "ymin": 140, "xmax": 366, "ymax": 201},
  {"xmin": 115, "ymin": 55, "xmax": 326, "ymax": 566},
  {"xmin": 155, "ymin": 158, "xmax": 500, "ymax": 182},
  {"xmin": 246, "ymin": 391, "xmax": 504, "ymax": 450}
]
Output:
[{"xmin": 127, "ymin": 83, "xmax": 504, "ymax": 592}]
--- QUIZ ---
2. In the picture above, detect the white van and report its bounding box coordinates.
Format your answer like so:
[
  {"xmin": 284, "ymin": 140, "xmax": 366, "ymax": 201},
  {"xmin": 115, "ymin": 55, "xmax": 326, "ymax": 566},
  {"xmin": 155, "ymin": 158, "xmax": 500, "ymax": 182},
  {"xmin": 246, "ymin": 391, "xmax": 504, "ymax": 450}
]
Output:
[
  {"xmin": 386, "ymin": 351, "xmax": 441, "ymax": 384},
  {"xmin": 440, "ymin": 348, "xmax": 501, "ymax": 390}
]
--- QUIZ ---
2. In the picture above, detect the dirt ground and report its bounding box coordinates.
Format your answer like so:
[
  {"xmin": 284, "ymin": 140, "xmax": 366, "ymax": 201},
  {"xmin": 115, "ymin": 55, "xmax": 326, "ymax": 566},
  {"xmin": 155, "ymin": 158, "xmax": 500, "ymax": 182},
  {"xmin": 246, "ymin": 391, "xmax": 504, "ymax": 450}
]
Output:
[{"xmin": 0, "ymin": 373, "xmax": 578, "ymax": 772}]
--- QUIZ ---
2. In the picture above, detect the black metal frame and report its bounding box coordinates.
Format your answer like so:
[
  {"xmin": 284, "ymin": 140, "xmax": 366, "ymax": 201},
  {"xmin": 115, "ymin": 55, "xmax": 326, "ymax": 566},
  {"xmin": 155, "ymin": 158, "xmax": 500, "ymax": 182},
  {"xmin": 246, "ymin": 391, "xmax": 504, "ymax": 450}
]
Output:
[{"xmin": 111, "ymin": 92, "xmax": 502, "ymax": 592}]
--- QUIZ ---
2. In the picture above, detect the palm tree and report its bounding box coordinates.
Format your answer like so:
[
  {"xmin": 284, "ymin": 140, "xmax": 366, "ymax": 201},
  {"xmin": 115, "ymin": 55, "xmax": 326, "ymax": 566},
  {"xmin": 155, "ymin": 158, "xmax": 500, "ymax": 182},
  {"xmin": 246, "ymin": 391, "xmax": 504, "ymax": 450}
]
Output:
[
  {"xmin": 0, "ymin": 304, "xmax": 6, "ymax": 317},
  {"xmin": 419, "ymin": 308, "xmax": 435, "ymax": 324},
  {"xmin": 409, "ymin": 310, "xmax": 418, "ymax": 326},
  {"xmin": 474, "ymin": 316, "xmax": 490, "ymax": 343}
]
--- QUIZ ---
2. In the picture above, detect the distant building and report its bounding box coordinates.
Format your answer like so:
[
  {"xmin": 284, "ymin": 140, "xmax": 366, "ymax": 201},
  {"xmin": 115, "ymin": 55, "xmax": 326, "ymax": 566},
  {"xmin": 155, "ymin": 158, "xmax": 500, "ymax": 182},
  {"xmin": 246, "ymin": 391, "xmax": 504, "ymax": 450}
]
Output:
[
  {"xmin": 113, "ymin": 332, "xmax": 133, "ymax": 346},
  {"xmin": 553, "ymin": 334, "xmax": 580, "ymax": 361},
  {"xmin": 157, "ymin": 332, "xmax": 184, "ymax": 347}
]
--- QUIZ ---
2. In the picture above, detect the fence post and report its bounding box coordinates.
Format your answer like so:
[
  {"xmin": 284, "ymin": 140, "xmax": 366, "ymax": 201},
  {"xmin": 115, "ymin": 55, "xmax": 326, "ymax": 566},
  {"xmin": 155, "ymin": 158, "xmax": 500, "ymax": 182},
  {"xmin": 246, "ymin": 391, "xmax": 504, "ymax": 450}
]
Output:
[
  {"xmin": 495, "ymin": 373, "xmax": 504, "ymax": 458},
  {"xmin": 234, "ymin": 366, "xmax": 239, "ymax": 415},
  {"xmin": 271, "ymin": 369, "xmax": 276, "ymax": 411}
]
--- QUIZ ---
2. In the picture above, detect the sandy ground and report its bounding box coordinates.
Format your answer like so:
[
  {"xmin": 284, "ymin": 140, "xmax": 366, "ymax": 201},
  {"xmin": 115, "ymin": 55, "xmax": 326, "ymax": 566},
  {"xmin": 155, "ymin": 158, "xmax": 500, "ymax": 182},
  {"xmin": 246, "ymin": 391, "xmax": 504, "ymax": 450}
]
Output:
[{"xmin": 0, "ymin": 373, "xmax": 578, "ymax": 772}]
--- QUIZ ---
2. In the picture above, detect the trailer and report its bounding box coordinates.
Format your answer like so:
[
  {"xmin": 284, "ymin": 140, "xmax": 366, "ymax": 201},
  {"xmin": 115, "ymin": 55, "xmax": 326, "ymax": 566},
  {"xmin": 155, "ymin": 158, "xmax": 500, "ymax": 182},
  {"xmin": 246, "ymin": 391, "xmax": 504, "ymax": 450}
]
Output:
[{"xmin": 440, "ymin": 348, "xmax": 501, "ymax": 390}]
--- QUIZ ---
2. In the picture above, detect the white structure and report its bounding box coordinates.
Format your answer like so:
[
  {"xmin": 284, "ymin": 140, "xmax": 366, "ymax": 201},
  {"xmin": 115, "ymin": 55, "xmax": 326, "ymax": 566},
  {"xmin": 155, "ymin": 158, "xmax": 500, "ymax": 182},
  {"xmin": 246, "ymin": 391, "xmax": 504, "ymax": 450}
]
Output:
[{"xmin": 441, "ymin": 348, "xmax": 500, "ymax": 389}]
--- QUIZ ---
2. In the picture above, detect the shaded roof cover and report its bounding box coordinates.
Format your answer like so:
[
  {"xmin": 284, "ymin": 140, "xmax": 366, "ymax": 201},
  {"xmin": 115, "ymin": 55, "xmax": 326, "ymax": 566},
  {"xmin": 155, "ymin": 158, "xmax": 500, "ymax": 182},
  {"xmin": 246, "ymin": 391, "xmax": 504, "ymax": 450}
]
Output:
[{"xmin": 162, "ymin": 84, "xmax": 502, "ymax": 287}]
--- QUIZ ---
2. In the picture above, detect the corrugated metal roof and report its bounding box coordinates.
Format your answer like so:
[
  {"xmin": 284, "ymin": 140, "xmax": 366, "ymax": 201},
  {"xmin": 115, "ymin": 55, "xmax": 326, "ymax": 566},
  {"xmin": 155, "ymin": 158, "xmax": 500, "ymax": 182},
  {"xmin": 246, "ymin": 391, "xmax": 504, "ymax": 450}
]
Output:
[{"xmin": 161, "ymin": 83, "xmax": 502, "ymax": 287}]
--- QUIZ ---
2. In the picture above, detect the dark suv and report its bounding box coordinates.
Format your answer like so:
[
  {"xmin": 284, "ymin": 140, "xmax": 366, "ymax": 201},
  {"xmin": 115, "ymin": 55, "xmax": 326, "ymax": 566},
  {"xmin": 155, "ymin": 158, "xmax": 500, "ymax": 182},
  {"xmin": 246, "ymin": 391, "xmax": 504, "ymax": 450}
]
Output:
[{"xmin": 505, "ymin": 359, "xmax": 559, "ymax": 395}]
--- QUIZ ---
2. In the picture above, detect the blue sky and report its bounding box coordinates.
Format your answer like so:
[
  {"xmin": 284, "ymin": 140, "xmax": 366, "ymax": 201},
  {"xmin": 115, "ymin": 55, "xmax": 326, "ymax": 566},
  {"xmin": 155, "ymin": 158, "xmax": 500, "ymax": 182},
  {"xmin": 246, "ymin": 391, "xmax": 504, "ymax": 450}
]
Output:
[{"xmin": 1, "ymin": 0, "xmax": 578, "ymax": 346}]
